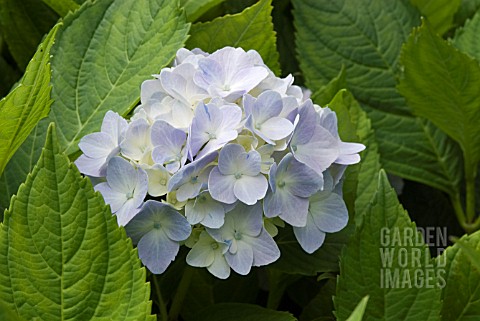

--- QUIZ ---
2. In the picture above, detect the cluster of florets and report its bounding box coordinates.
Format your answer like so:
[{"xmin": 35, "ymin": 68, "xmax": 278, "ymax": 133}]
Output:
[{"xmin": 75, "ymin": 47, "xmax": 365, "ymax": 279}]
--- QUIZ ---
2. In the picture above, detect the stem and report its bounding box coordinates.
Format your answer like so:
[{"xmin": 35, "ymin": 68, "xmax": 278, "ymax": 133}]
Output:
[
  {"xmin": 168, "ymin": 266, "xmax": 195, "ymax": 321},
  {"xmin": 462, "ymin": 153, "xmax": 478, "ymax": 230},
  {"xmin": 152, "ymin": 275, "xmax": 168, "ymax": 321},
  {"xmin": 451, "ymin": 194, "xmax": 468, "ymax": 230}
]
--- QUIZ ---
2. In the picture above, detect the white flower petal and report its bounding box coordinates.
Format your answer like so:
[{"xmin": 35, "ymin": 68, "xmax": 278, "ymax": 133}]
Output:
[{"xmin": 233, "ymin": 174, "xmax": 268, "ymax": 205}]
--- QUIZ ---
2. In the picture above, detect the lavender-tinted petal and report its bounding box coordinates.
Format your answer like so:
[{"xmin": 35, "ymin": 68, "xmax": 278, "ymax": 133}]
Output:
[
  {"xmin": 292, "ymin": 126, "xmax": 339, "ymax": 174},
  {"xmin": 101, "ymin": 110, "xmax": 128, "ymax": 143},
  {"xmin": 310, "ymin": 192, "xmax": 348, "ymax": 233},
  {"xmin": 225, "ymin": 241, "xmax": 253, "ymax": 275},
  {"xmin": 263, "ymin": 188, "xmax": 284, "ymax": 218},
  {"xmin": 75, "ymin": 154, "xmax": 107, "ymax": 177},
  {"xmin": 246, "ymin": 229, "xmax": 280, "ymax": 266},
  {"xmin": 253, "ymin": 90, "xmax": 283, "ymax": 123},
  {"xmin": 218, "ymin": 144, "xmax": 244, "ymax": 175},
  {"xmin": 230, "ymin": 66, "xmax": 268, "ymax": 93},
  {"xmin": 79, "ymin": 132, "xmax": 114, "ymax": 158},
  {"xmin": 233, "ymin": 174, "xmax": 268, "ymax": 205},
  {"xmin": 94, "ymin": 182, "xmax": 126, "ymax": 213},
  {"xmin": 285, "ymin": 157, "xmax": 323, "ymax": 197},
  {"xmin": 236, "ymin": 150, "xmax": 262, "ymax": 176},
  {"xmin": 278, "ymin": 194, "xmax": 309, "ymax": 227},
  {"xmin": 115, "ymin": 198, "xmax": 142, "ymax": 226},
  {"xmin": 293, "ymin": 214, "xmax": 326, "ymax": 254},
  {"xmin": 105, "ymin": 157, "xmax": 137, "ymax": 194},
  {"xmin": 228, "ymin": 202, "xmax": 263, "ymax": 237},
  {"xmin": 194, "ymin": 59, "xmax": 224, "ymax": 89},
  {"xmin": 138, "ymin": 229, "xmax": 179, "ymax": 274},
  {"xmin": 151, "ymin": 120, "xmax": 186, "ymax": 149},
  {"xmin": 208, "ymin": 167, "xmax": 237, "ymax": 204},
  {"xmin": 259, "ymin": 117, "xmax": 294, "ymax": 141},
  {"xmin": 176, "ymin": 180, "xmax": 202, "ymax": 201}
]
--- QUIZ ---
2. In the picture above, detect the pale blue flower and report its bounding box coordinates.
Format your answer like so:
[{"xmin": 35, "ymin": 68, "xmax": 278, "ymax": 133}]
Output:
[
  {"xmin": 141, "ymin": 163, "xmax": 171, "ymax": 197},
  {"xmin": 208, "ymin": 144, "xmax": 268, "ymax": 205},
  {"xmin": 125, "ymin": 200, "xmax": 192, "ymax": 274},
  {"xmin": 186, "ymin": 231, "xmax": 230, "ymax": 279},
  {"xmin": 264, "ymin": 153, "xmax": 323, "ymax": 227},
  {"xmin": 293, "ymin": 171, "xmax": 348, "ymax": 253},
  {"xmin": 120, "ymin": 118, "xmax": 152, "ymax": 163},
  {"xmin": 188, "ymin": 102, "xmax": 242, "ymax": 159},
  {"xmin": 244, "ymin": 90, "xmax": 295, "ymax": 144},
  {"xmin": 318, "ymin": 107, "xmax": 365, "ymax": 165},
  {"xmin": 151, "ymin": 120, "xmax": 187, "ymax": 173},
  {"xmin": 159, "ymin": 63, "xmax": 208, "ymax": 109},
  {"xmin": 194, "ymin": 47, "xmax": 269, "ymax": 102},
  {"xmin": 289, "ymin": 100, "xmax": 339, "ymax": 175},
  {"xmin": 185, "ymin": 191, "xmax": 225, "ymax": 228},
  {"xmin": 94, "ymin": 157, "xmax": 148, "ymax": 226},
  {"xmin": 207, "ymin": 202, "xmax": 280, "ymax": 275},
  {"xmin": 167, "ymin": 152, "xmax": 218, "ymax": 202},
  {"xmin": 134, "ymin": 78, "xmax": 194, "ymax": 130},
  {"xmin": 75, "ymin": 111, "xmax": 127, "ymax": 177}
]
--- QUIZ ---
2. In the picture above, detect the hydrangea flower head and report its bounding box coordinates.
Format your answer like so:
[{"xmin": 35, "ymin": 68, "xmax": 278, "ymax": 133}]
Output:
[{"xmin": 75, "ymin": 46, "xmax": 364, "ymax": 278}]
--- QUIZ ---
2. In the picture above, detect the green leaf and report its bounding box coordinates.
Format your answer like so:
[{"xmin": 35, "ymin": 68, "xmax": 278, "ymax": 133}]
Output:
[
  {"xmin": 50, "ymin": 0, "xmax": 189, "ymax": 155},
  {"xmin": 334, "ymin": 171, "xmax": 442, "ymax": 321},
  {"xmin": 0, "ymin": 124, "xmax": 154, "ymax": 321},
  {"xmin": 311, "ymin": 66, "xmax": 346, "ymax": 107},
  {"xmin": 0, "ymin": 24, "xmax": 59, "ymax": 177},
  {"xmin": 0, "ymin": 120, "xmax": 47, "ymax": 215},
  {"xmin": 42, "ymin": 0, "xmax": 79, "ymax": 17},
  {"xmin": 453, "ymin": 0, "xmax": 480, "ymax": 27},
  {"xmin": 439, "ymin": 231, "xmax": 480, "ymax": 321},
  {"xmin": 0, "ymin": 302, "xmax": 24, "ymax": 321},
  {"xmin": 398, "ymin": 21, "xmax": 480, "ymax": 167},
  {"xmin": 195, "ymin": 303, "xmax": 297, "ymax": 321},
  {"xmin": 180, "ymin": 0, "xmax": 225, "ymax": 22},
  {"xmin": 453, "ymin": 10, "xmax": 480, "ymax": 61},
  {"xmin": 452, "ymin": 236, "xmax": 480, "ymax": 270},
  {"xmin": 187, "ymin": 0, "xmax": 280, "ymax": 74},
  {"xmin": 410, "ymin": 0, "xmax": 461, "ymax": 35},
  {"xmin": 293, "ymin": 0, "xmax": 463, "ymax": 197},
  {"xmin": 346, "ymin": 296, "xmax": 369, "ymax": 321},
  {"xmin": 0, "ymin": 0, "xmax": 58, "ymax": 70},
  {"xmin": 0, "ymin": 0, "xmax": 190, "ymax": 211}
]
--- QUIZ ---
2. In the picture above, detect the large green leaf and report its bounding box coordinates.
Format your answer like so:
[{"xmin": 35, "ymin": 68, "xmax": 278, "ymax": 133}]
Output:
[
  {"xmin": 334, "ymin": 171, "xmax": 442, "ymax": 321},
  {"xmin": 410, "ymin": 0, "xmax": 461, "ymax": 35},
  {"xmin": 195, "ymin": 303, "xmax": 297, "ymax": 321},
  {"xmin": 0, "ymin": 24, "xmax": 59, "ymax": 177},
  {"xmin": 180, "ymin": 0, "xmax": 225, "ymax": 22},
  {"xmin": 0, "ymin": 0, "xmax": 58, "ymax": 70},
  {"xmin": 187, "ymin": 0, "xmax": 280, "ymax": 74},
  {"xmin": 0, "ymin": 0, "xmax": 190, "ymax": 211},
  {"xmin": 453, "ymin": 10, "xmax": 480, "ymax": 61},
  {"xmin": 438, "ymin": 231, "xmax": 480, "ymax": 321},
  {"xmin": 398, "ymin": 21, "xmax": 480, "ymax": 168},
  {"xmin": 0, "ymin": 124, "xmax": 154, "ymax": 321},
  {"xmin": 42, "ymin": 0, "xmax": 79, "ymax": 17},
  {"xmin": 50, "ymin": 0, "xmax": 189, "ymax": 155},
  {"xmin": 293, "ymin": 0, "xmax": 463, "ymax": 196}
]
